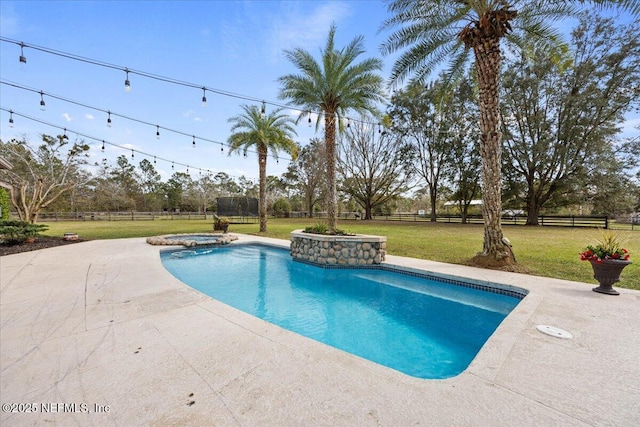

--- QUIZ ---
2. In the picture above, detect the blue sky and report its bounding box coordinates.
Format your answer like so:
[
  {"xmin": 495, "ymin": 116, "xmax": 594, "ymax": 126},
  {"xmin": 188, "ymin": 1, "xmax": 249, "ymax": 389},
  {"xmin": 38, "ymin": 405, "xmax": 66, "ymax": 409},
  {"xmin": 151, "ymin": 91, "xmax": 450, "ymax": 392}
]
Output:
[{"xmin": 1, "ymin": 1, "xmax": 638, "ymax": 183}]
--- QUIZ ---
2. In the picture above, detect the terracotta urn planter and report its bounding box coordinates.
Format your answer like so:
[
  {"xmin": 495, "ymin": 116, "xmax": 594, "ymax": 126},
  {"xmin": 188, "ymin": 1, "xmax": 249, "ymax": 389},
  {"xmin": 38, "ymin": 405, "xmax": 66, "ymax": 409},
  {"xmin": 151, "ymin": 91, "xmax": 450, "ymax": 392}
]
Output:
[{"xmin": 589, "ymin": 259, "xmax": 632, "ymax": 295}]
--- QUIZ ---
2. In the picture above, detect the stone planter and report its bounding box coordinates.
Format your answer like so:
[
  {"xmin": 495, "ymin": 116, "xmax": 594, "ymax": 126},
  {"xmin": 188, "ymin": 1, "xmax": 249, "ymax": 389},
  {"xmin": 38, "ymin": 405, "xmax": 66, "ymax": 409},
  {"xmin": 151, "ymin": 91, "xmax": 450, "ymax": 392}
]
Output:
[
  {"xmin": 290, "ymin": 229, "xmax": 386, "ymax": 266},
  {"xmin": 590, "ymin": 259, "xmax": 632, "ymax": 295}
]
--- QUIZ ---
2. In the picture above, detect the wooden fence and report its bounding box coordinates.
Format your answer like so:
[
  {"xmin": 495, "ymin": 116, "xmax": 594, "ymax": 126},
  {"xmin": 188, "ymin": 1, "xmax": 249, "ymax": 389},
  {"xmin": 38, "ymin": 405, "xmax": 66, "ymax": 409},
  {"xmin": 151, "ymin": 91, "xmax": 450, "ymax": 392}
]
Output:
[
  {"xmin": 37, "ymin": 211, "xmax": 258, "ymax": 224},
  {"xmin": 34, "ymin": 211, "xmax": 638, "ymax": 230},
  {"xmin": 290, "ymin": 212, "xmax": 624, "ymax": 229}
]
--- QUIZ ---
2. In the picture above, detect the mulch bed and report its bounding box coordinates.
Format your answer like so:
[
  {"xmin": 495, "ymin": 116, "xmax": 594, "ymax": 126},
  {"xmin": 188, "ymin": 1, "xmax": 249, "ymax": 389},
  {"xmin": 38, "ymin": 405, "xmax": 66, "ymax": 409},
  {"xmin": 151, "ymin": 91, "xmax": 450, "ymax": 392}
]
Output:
[{"xmin": 0, "ymin": 237, "xmax": 87, "ymax": 256}]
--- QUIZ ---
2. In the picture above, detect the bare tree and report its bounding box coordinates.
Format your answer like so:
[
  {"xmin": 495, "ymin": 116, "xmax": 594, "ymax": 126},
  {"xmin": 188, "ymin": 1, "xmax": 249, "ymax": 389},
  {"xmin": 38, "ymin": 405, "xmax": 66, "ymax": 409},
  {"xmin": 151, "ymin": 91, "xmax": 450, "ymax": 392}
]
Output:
[
  {"xmin": 0, "ymin": 134, "xmax": 92, "ymax": 223},
  {"xmin": 338, "ymin": 117, "xmax": 413, "ymax": 219},
  {"xmin": 286, "ymin": 138, "xmax": 327, "ymax": 217}
]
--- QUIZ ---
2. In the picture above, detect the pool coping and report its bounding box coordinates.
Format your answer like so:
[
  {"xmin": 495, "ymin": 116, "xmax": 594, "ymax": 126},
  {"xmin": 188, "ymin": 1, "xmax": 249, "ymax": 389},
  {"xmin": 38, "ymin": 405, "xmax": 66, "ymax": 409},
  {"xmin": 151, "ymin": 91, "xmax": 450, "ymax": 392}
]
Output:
[{"xmin": 2, "ymin": 233, "xmax": 639, "ymax": 425}]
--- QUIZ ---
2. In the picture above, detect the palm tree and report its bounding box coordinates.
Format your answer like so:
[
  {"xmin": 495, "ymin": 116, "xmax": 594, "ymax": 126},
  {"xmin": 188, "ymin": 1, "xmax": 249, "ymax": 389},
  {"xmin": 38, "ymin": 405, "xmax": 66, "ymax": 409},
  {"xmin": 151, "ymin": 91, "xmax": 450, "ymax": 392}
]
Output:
[
  {"xmin": 228, "ymin": 105, "xmax": 298, "ymax": 233},
  {"xmin": 381, "ymin": 0, "xmax": 639, "ymax": 268},
  {"xmin": 279, "ymin": 23, "xmax": 385, "ymax": 232}
]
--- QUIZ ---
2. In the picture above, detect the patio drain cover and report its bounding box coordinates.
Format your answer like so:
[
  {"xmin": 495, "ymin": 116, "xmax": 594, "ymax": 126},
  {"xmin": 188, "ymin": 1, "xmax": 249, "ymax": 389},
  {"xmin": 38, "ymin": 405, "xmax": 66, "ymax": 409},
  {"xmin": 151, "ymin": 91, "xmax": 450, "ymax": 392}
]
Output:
[{"xmin": 536, "ymin": 325, "xmax": 573, "ymax": 339}]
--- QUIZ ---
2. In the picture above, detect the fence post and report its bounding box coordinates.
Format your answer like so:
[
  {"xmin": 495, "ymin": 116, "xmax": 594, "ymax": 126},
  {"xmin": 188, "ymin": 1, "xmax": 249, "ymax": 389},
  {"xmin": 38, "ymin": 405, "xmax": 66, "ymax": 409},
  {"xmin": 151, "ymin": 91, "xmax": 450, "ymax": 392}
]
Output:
[
  {"xmin": 571, "ymin": 215, "xmax": 575, "ymax": 227},
  {"xmin": 605, "ymin": 216, "xmax": 609, "ymax": 229},
  {"xmin": 540, "ymin": 215, "xmax": 544, "ymax": 226}
]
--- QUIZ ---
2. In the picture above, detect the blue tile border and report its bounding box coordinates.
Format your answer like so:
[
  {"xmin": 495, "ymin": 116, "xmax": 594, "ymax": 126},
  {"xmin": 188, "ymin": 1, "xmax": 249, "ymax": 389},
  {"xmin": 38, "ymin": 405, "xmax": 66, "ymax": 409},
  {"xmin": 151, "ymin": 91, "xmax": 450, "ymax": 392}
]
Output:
[{"xmin": 292, "ymin": 252, "xmax": 528, "ymax": 300}]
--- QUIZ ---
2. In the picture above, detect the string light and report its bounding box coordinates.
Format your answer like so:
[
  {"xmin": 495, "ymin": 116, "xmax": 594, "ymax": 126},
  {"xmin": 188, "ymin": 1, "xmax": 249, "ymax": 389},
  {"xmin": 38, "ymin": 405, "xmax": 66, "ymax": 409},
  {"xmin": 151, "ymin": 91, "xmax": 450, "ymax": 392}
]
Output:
[
  {"xmin": 153, "ymin": 156, "xmax": 157, "ymax": 164},
  {"xmin": 1, "ymin": 108, "xmax": 260, "ymax": 181},
  {"xmin": 1, "ymin": 38, "xmax": 382, "ymax": 129},
  {"xmin": 2, "ymin": 82, "xmax": 352, "ymax": 164},
  {"xmin": 347, "ymin": 118, "xmax": 350, "ymax": 128},
  {"xmin": 1, "ymin": 83, "xmax": 247, "ymax": 157},
  {"xmin": 19, "ymin": 42, "xmax": 26, "ymax": 67},
  {"xmin": 171, "ymin": 161, "xmax": 174, "ymax": 170},
  {"xmin": 186, "ymin": 166, "xmax": 189, "ymax": 173},
  {"xmin": 39, "ymin": 91, "xmax": 46, "ymax": 110},
  {"xmin": 220, "ymin": 143, "xmax": 223, "ymax": 153},
  {"xmin": 192, "ymin": 135, "xmax": 196, "ymax": 148},
  {"xmin": 261, "ymin": 101, "xmax": 266, "ymax": 115},
  {"xmin": 156, "ymin": 125, "xmax": 160, "ymax": 139},
  {"xmin": 131, "ymin": 149, "xmax": 134, "ymax": 159},
  {"xmin": 8, "ymin": 110, "xmax": 14, "ymax": 127},
  {"xmin": 107, "ymin": 111, "xmax": 112, "ymax": 127},
  {"xmin": 62, "ymin": 128, "xmax": 69, "ymax": 140},
  {"xmin": 378, "ymin": 122, "xmax": 381, "ymax": 134},
  {"xmin": 308, "ymin": 114, "xmax": 312, "ymax": 127},
  {"xmin": 201, "ymin": 87, "xmax": 207, "ymax": 107},
  {"xmin": 124, "ymin": 68, "xmax": 131, "ymax": 92}
]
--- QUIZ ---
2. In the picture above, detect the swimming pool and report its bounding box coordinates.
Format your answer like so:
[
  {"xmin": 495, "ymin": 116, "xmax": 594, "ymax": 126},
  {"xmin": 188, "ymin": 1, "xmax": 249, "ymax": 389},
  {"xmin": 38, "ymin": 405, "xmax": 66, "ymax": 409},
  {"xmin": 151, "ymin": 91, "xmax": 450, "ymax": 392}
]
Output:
[{"xmin": 160, "ymin": 243, "xmax": 525, "ymax": 379}]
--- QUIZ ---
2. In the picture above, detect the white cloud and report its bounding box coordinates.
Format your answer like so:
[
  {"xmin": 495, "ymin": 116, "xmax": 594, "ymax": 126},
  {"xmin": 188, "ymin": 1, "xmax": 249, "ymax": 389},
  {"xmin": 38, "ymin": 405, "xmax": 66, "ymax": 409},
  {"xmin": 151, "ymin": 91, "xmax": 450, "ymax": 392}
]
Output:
[
  {"xmin": 267, "ymin": 1, "xmax": 352, "ymax": 61},
  {"xmin": 219, "ymin": 1, "xmax": 352, "ymax": 63},
  {"xmin": 62, "ymin": 113, "xmax": 72, "ymax": 122},
  {"xmin": 85, "ymin": 114, "xmax": 95, "ymax": 120},
  {"xmin": 194, "ymin": 117, "xmax": 204, "ymax": 122}
]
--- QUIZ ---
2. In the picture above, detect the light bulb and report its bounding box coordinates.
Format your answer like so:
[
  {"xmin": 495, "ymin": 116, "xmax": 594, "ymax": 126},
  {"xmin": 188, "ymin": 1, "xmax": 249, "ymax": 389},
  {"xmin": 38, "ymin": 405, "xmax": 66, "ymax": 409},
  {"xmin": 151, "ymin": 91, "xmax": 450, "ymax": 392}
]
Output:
[
  {"xmin": 156, "ymin": 125, "xmax": 160, "ymax": 139},
  {"xmin": 39, "ymin": 92, "xmax": 46, "ymax": 111},
  {"xmin": 9, "ymin": 111, "xmax": 14, "ymax": 127},
  {"xmin": 261, "ymin": 101, "xmax": 266, "ymax": 115},
  {"xmin": 124, "ymin": 69, "xmax": 131, "ymax": 92},
  {"xmin": 107, "ymin": 112, "xmax": 112, "ymax": 127},
  {"xmin": 192, "ymin": 136, "xmax": 196, "ymax": 148},
  {"xmin": 19, "ymin": 43, "xmax": 26, "ymax": 71},
  {"xmin": 201, "ymin": 87, "xmax": 207, "ymax": 107}
]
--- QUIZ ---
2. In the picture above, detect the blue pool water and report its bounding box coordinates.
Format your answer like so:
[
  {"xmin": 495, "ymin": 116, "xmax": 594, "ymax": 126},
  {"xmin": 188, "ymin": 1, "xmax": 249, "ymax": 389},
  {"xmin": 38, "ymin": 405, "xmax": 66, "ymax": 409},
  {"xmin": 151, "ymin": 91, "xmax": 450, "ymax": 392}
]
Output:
[{"xmin": 160, "ymin": 244, "xmax": 524, "ymax": 379}]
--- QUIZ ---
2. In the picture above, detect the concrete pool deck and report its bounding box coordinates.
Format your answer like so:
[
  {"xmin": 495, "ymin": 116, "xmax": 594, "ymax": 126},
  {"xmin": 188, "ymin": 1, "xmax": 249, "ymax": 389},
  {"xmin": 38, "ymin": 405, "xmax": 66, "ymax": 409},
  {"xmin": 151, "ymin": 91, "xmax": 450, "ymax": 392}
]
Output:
[{"xmin": 1, "ymin": 234, "xmax": 639, "ymax": 426}]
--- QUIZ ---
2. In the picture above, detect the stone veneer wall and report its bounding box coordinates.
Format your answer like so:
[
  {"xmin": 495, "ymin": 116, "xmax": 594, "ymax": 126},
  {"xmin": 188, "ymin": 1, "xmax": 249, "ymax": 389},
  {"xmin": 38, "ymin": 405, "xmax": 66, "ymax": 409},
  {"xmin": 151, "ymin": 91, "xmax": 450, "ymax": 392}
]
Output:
[{"xmin": 290, "ymin": 230, "xmax": 386, "ymax": 266}]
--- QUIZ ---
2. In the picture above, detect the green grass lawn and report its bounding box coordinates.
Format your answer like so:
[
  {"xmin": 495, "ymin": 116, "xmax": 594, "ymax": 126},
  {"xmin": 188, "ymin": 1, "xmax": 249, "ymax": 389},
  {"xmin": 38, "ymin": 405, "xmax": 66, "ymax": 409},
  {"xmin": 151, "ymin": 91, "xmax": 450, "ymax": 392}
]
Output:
[{"xmin": 42, "ymin": 218, "xmax": 639, "ymax": 290}]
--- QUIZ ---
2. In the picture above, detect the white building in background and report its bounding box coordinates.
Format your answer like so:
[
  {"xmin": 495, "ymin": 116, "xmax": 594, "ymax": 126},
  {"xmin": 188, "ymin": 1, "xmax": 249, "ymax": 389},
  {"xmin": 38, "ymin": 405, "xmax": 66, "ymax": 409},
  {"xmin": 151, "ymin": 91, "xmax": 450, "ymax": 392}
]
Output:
[{"xmin": 443, "ymin": 200, "xmax": 483, "ymax": 207}]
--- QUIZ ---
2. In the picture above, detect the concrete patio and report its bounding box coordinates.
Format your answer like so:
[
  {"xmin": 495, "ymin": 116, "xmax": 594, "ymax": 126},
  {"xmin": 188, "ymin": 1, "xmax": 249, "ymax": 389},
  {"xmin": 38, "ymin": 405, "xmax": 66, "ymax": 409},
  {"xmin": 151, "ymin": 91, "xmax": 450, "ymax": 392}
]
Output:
[{"xmin": 1, "ymin": 234, "xmax": 639, "ymax": 426}]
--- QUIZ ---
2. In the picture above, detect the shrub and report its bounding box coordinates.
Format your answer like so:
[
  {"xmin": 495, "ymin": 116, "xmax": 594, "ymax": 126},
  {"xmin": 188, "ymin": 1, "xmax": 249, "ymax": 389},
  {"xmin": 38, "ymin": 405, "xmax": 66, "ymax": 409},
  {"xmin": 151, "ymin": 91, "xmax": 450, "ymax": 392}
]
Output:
[
  {"xmin": 303, "ymin": 223, "xmax": 353, "ymax": 236},
  {"xmin": 0, "ymin": 220, "xmax": 49, "ymax": 244},
  {"xmin": 272, "ymin": 198, "xmax": 291, "ymax": 218},
  {"xmin": 0, "ymin": 188, "xmax": 10, "ymax": 220}
]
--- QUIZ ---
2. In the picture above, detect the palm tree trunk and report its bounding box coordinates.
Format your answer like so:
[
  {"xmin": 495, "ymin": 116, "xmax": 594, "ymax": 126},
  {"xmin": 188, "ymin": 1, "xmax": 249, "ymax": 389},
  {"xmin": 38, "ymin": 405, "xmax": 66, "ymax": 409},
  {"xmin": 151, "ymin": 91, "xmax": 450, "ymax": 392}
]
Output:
[
  {"xmin": 472, "ymin": 37, "xmax": 514, "ymax": 266},
  {"xmin": 325, "ymin": 112, "xmax": 338, "ymax": 231},
  {"xmin": 258, "ymin": 148, "xmax": 268, "ymax": 233}
]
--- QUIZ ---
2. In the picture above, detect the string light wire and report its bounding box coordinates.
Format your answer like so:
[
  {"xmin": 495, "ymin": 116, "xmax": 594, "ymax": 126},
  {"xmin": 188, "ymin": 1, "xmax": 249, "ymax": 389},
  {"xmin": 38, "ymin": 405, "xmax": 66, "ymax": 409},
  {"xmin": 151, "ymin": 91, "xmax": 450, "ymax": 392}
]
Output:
[
  {"xmin": 0, "ymin": 107, "xmax": 260, "ymax": 181},
  {"xmin": 0, "ymin": 37, "xmax": 381, "ymax": 127},
  {"xmin": 0, "ymin": 79, "xmax": 297, "ymax": 160}
]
